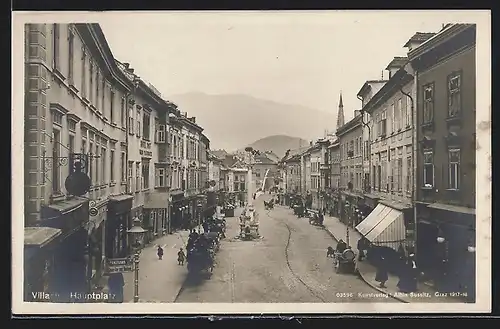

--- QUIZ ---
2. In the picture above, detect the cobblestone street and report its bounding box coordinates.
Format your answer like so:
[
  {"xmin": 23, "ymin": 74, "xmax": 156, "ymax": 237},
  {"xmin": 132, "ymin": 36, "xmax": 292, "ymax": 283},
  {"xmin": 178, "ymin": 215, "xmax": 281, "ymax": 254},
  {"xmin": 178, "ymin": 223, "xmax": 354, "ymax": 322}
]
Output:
[{"xmin": 173, "ymin": 196, "xmax": 397, "ymax": 303}]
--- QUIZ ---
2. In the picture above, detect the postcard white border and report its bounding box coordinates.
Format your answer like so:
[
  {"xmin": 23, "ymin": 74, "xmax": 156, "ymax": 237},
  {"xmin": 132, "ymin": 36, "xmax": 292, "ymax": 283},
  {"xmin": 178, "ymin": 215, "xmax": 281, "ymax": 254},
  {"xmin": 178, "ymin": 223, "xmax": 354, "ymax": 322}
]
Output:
[{"xmin": 12, "ymin": 10, "xmax": 491, "ymax": 314}]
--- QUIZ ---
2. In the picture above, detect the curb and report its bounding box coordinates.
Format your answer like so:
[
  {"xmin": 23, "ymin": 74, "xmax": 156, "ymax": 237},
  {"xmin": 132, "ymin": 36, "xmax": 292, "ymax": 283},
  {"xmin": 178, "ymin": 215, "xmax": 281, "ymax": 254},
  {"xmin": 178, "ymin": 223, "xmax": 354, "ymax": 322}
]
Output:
[{"xmin": 321, "ymin": 224, "xmax": 408, "ymax": 303}]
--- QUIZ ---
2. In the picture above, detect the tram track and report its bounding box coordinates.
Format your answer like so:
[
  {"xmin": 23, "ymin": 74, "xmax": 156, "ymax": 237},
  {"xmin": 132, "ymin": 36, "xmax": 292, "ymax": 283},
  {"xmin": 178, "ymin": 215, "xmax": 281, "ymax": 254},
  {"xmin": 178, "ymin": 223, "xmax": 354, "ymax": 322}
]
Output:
[
  {"xmin": 266, "ymin": 206, "xmax": 403, "ymax": 303},
  {"xmin": 265, "ymin": 210, "xmax": 327, "ymax": 302}
]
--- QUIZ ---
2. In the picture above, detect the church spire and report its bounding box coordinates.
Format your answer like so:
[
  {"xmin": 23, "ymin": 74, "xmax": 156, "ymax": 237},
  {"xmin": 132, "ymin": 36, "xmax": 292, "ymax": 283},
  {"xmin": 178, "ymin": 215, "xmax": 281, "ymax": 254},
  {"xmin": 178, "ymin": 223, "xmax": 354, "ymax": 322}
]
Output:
[{"xmin": 336, "ymin": 91, "xmax": 345, "ymax": 128}]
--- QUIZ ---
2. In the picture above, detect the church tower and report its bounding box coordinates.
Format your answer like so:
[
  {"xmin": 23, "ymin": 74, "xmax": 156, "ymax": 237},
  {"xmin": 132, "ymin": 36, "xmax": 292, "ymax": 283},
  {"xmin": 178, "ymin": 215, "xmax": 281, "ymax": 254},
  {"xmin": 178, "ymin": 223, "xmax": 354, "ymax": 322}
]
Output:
[{"xmin": 336, "ymin": 91, "xmax": 345, "ymax": 129}]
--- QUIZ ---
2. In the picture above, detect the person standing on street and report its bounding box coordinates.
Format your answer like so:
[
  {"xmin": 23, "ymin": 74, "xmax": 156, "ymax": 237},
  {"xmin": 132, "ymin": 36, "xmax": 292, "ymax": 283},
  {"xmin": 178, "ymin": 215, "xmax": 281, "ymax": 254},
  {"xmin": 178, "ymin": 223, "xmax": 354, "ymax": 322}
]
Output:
[
  {"xmin": 107, "ymin": 273, "xmax": 124, "ymax": 303},
  {"xmin": 375, "ymin": 256, "xmax": 389, "ymax": 288},
  {"xmin": 177, "ymin": 248, "xmax": 186, "ymax": 265},
  {"xmin": 157, "ymin": 245, "xmax": 164, "ymax": 260}
]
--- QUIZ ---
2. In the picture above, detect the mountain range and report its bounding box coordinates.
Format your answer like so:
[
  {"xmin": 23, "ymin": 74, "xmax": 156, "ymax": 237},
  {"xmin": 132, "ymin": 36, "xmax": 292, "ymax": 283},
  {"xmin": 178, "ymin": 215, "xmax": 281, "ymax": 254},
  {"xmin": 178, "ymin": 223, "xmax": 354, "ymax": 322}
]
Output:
[
  {"xmin": 239, "ymin": 135, "xmax": 309, "ymax": 159},
  {"xmin": 169, "ymin": 92, "xmax": 336, "ymax": 152}
]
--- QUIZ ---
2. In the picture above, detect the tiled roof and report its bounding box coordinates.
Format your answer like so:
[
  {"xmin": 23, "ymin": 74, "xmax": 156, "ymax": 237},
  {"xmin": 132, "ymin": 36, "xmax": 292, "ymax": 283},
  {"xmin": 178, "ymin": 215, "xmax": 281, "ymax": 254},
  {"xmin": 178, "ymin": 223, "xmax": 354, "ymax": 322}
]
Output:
[
  {"xmin": 385, "ymin": 56, "xmax": 408, "ymax": 69},
  {"xmin": 403, "ymin": 32, "xmax": 437, "ymax": 47},
  {"xmin": 211, "ymin": 150, "xmax": 228, "ymax": 160}
]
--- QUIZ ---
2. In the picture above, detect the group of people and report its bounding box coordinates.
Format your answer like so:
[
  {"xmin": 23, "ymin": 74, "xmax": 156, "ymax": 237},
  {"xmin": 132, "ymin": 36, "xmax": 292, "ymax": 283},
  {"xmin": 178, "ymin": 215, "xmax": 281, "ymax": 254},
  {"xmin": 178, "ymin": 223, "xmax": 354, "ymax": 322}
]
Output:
[
  {"xmin": 156, "ymin": 244, "xmax": 186, "ymax": 265},
  {"xmin": 373, "ymin": 244, "xmax": 418, "ymax": 293}
]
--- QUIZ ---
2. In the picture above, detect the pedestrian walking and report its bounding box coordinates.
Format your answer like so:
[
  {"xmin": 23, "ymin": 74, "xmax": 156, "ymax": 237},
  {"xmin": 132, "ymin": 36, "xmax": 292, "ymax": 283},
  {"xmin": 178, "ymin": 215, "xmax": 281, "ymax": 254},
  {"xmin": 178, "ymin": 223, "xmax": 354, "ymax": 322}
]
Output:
[
  {"xmin": 177, "ymin": 248, "xmax": 186, "ymax": 265},
  {"xmin": 157, "ymin": 245, "xmax": 164, "ymax": 260},
  {"xmin": 375, "ymin": 256, "xmax": 389, "ymax": 288},
  {"xmin": 357, "ymin": 237, "xmax": 366, "ymax": 261},
  {"xmin": 397, "ymin": 254, "xmax": 418, "ymax": 292}
]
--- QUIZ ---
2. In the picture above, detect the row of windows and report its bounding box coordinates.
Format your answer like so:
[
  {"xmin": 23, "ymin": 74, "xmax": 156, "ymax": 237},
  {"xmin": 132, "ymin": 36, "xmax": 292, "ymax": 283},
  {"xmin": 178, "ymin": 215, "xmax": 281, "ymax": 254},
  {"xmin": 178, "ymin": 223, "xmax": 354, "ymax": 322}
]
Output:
[
  {"xmin": 51, "ymin": 24, "xmax": 128, "ymax": 128},
  {"xmin": 373, "ymin": 96, "xmax": 412, "ymax": 139},
  {"xmin": 423, "ymin": 71, "xmax": 462, "ymax": 124},
  {"xmin": 340, "ymin": 136, "xmax": 362, "ymax": 160},
  {"xmin": 340, "ymin": 170, "xmax": 363, "ymax": 191}
]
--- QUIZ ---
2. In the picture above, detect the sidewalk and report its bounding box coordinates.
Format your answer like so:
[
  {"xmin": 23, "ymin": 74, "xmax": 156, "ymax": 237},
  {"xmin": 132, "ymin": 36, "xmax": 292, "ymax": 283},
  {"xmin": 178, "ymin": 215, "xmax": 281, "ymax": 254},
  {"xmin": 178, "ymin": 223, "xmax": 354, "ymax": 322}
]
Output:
[
  {"xmin": 320, "ymin": 214, "xmax": 462, "ymax": 303},
  {"xmin": 101, "ymin": 230, "xmax": 191, "ymax": 303}
]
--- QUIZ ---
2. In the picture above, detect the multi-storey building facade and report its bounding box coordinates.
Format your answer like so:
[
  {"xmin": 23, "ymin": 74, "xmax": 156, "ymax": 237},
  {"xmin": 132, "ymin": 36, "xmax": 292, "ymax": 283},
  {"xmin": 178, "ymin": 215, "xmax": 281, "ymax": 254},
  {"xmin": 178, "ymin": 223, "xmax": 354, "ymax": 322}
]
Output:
[
  {"xmin": 301, "ymin": 150, "xmax": 312, "ymax": 196},
  {"xmin": 282, "ymin": 151, "xmax": 302, "ymax": 195},
  {"xmin": 23, "ymin": 23, "xmax": 135, "ymax": 300},
  {"xmin": 207, "ymin": 151, "xmax": 222, "ymax": 191},
  {"xmin": 309, "ymin": 144, "xmax": 322, "ymax": 209},
  {"xmin": 23, "ymin": 23, "xmax": 211, "ymax": 302},
  {"xmin": 337, "ymin": 113, "xmax": 363, "ymax": 227},
  {"xmin": 116, "ymin": 60, "xmax": 173, "ymax": 244},
  {"xmin": 409, "ymin": 24, "xmax": 476, "ymax": 297},
  {"xmin": 356, "ymin": 79, "xmax": 387, "ymax": 192},
  {"xmin": 327, "ymin": 137, "xmax": 340, "ymax": 216},
  {"xmin": 179, "ymin": 113, "xmax": 205, "ymax": 229},
  {"xmin": 355, "ymin": 58, "xmax": 416, "ymax": 254},
  {"xmin": 199, "ymin": 134, "xmax": 210, "ymax": 190},
  {"xmin": 252, "ymin": 153, "xmax": 278, "ymax": 192}
]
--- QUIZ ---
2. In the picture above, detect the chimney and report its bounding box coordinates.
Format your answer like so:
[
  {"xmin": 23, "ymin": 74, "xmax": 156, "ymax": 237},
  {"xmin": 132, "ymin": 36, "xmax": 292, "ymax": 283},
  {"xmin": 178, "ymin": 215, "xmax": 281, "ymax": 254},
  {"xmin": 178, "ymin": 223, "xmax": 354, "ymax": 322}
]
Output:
[
  {"xmin": 309, "ymin": 141, "xmax": 313, "ymax": 146},
  {"xmin": 123, "ymin": 63, "xmax": 130, "ymax": 69},
  {"xmin": 127, "ymin": 68, "xmax": 135, "ymax": 74},
  {"xmin": 189, "ymin": 117, "xmax": 196, "ymax": 123}
]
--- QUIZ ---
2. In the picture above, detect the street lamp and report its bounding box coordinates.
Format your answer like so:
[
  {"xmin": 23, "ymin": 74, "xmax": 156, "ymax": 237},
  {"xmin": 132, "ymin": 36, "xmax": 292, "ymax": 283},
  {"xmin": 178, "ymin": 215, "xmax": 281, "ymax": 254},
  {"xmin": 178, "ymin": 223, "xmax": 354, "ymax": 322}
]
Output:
[{"xmin": 127, "ymin": 217, "xmax": 148, "ymax": 303}]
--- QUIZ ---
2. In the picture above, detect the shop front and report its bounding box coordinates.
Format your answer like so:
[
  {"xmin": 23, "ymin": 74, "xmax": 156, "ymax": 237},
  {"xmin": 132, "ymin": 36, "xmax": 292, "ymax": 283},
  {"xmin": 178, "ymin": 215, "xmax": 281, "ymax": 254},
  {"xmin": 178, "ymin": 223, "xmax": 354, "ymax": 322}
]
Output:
[
  {"xmin": 169, "ymin": 190, "xmax": 185, "ymax": 231},
  {"xmin": 24, "ymin": 227, "xmax": 62, "ymax": 302},
  {"xmin": 106, "ymin": 195, "xmax": 133, "ymax": 259},
  {"xmin": 143, "ymin": 191, "xmax": 170, "ymax": 242},
  {"xmin": 416, "ymin": 202, "xmax": 475, "ymax": 300},
  {"xmin": 361, "ymin": 193, "xmax": 380, "ymax": 221},
  {"xmin": 340, "ymin": 191, "xmax": 364, "ymax": 227},
  {"xmin": 39, "ymin": 196, "xmax": 90, "ymax": 302}
]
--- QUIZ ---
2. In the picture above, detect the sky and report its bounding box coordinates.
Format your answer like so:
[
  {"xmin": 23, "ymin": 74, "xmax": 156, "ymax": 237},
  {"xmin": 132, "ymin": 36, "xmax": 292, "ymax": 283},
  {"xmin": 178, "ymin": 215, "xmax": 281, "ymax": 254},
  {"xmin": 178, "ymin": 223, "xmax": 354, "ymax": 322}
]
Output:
[{"xmin": 97, "ymin": 11, "xmax": 475, "ymax": 121}]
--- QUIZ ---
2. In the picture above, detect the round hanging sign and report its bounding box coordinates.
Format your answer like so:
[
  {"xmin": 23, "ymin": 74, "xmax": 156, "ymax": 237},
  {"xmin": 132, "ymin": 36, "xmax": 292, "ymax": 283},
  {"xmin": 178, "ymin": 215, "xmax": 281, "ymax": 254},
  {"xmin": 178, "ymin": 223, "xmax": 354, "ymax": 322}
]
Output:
[{"xmin": 65, "ymin": 171, "xmax": 91, "ymax": 196}]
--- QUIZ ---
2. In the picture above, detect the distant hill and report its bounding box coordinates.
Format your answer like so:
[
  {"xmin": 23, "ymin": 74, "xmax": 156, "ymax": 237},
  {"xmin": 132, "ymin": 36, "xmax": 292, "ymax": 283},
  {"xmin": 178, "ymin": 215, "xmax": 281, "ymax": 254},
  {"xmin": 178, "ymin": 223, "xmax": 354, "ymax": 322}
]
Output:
[
  {"xmin": 241, "ymin": 135, "xmax": 309, "ymax": 159},
  {"xmin": 169, "ymin": 92, "xmax": 336, "ymax": 152}
]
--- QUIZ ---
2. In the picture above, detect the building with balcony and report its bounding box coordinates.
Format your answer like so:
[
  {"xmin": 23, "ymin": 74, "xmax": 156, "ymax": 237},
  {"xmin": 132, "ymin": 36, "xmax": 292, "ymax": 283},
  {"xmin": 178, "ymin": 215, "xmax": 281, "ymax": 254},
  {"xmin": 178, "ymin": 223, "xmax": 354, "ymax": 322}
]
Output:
[
  {"xmin": 409, "ymin": 24, "xmax": 476, "ymax": 297},
  {"xmin": 116, "ymin": 60, "xmax": 174, "ymax": 244},
  {"xmin": 24, "ymin": 23, "xmax": 134, "ymax": 300}
]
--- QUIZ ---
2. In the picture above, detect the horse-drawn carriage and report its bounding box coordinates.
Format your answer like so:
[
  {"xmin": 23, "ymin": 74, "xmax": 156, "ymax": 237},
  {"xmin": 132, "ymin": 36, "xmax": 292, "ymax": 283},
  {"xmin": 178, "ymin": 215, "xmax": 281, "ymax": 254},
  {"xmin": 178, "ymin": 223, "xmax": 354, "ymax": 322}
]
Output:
[
  {"xmin": 186, "ymin": 232, "xmax": 220, "ymax": 277},
  {"xmin": 333, "ymin": 248, "xmax": 357, "ymax": 274},
  {"xmin": 205, "ymin": 216, "xmax": 226, "ymax": 239},
  {"xmin": 186, "ymin": 244, "xmax": 214, "ymax": 276}
]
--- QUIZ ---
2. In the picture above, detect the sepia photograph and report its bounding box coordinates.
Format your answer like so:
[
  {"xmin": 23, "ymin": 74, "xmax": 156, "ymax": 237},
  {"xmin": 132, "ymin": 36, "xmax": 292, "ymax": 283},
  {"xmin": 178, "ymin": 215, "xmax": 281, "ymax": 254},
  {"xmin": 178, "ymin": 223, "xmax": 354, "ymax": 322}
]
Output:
[{"xmin": 12, "ymin": 10, "xmax": 491, "ymax": 314}]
